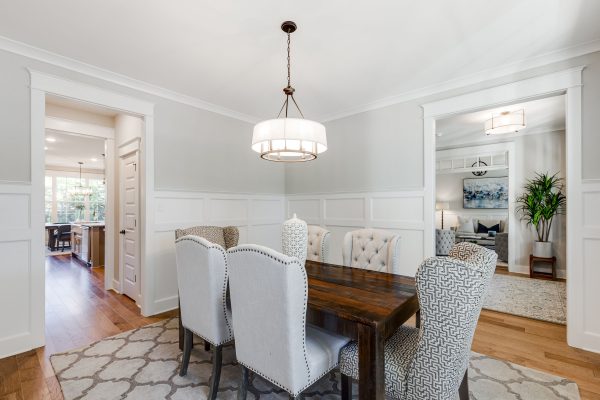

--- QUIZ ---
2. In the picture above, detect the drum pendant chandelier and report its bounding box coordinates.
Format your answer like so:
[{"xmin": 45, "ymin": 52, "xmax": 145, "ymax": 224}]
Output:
[{"xmin": 252, "ymin": 21, "xmax": 327, "ymax": 162}]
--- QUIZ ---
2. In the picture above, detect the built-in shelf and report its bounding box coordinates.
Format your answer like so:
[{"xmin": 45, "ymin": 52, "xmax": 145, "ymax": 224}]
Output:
[{"xmin": 436, "ymin": 151, "xmax": 508, "ymax": 174}]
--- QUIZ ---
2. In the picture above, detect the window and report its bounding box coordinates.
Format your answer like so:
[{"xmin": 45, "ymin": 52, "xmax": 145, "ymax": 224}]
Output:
[{"xmin": 45, "ymin": 173, "xmax": 106, "ymax": 223}]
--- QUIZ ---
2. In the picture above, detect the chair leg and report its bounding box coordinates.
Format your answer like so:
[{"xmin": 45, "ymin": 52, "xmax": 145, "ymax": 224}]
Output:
[
  {"xmin": 237, "ymin": 365, "xmax": 249, "ymax": 400},
  {"xmin": 458, "ymin": 369, "xmax": 469, "ymax": 400},
  {"xmin": 179, "ymin": 328, "xmax": 193, "ymax": 376},
  {"xmin": 208, "ymin": 345, "xmax": 223, "ymax": 400},
  {"xmin": 341, "ymin": 374, "xmax": 352, "ymax": 400}
]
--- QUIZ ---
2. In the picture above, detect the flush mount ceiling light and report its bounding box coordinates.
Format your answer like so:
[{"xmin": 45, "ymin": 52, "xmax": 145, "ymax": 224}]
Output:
[
  {"xmin": 251, "ymin": 21, "xmax": 327, "ymax": 162},
  {"xmin": 69, "ymin": 161, "xmax": 93, "ymax": 197},
  {"xmin": 484, "ymin": 109, "xmax": 526, "ymax": 135}
]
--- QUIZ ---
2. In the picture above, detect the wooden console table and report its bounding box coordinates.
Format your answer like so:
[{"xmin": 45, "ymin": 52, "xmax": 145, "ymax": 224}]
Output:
[{"xmin": 529, "ymin": 255, "xmax": 557, "ymax": 279}]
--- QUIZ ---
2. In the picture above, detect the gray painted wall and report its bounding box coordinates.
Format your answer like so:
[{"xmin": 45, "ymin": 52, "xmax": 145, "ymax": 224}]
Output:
[
  {"xmin": 285, "ymin": 50, "xmax": 600, "ymax": 193},
  {"xmin": 0, "ymin": 50, "xmax": 285, "ymax": 194}
]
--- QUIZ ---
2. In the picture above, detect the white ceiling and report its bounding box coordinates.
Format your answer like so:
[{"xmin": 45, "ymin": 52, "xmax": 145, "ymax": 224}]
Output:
[
  {"xmin": 436, "ymin": 95, "xmax": 565, "ymax": 149},
  {"xmin": 45, "ymin": 131, "xmax": 106, "ymax": 170},
  {"xmin": 1, "ymin": 1, "xmax": 599, "ymax": 121}
]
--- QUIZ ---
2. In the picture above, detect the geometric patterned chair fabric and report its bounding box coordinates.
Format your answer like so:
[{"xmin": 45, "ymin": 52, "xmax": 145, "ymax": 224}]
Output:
[
  {"xmin": 436, "ymin": 229, "xmax": 455, "ymax": 256},
  {"xmin": 306, "ymin": 225, "xmax": 331, "ymax": 263},
  {"xmin": 342, "ymin": 229, "xmax": 401, "ymax": 274},
  {"xmin": 174, "ymin": 225, "xmax": 239, "ymax": 249},
  {"xmin": 226, "ymin": 244, "xmax": 350, "ymax": 399},
  {"xmin": 339, "ymin": 242, "xmax": 498, "ymax": 400},
  {"xmin": 174, "ymin": 235, "xmax": 234, "ymax": 399}
]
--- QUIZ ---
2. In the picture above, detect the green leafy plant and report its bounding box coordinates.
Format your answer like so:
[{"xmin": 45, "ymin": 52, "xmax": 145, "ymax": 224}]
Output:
[{"xmin": 516, "ymin": 172, "xmax": 566, "ymax": 242}]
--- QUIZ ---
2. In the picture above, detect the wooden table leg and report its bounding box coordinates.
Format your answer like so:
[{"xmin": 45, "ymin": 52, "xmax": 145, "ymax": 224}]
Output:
[{"xmin": 357, "ymin": 323, "xmax": 384, "ymax": 400}]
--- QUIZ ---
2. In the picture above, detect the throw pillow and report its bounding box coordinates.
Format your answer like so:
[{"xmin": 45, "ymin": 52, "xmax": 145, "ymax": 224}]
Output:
[
  {"xmin": 457, "ymin": 216, "xmax": 475, "ymax": 233},
  {"xmin": 477, "ymin": 221, "xmax": 500, "ymax": 234}
]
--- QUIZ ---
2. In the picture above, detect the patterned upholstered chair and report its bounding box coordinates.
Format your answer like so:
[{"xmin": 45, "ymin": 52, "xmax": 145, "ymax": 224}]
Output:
[
  {"xmin": 342, "ymin": 229, "xmax": 401, "ymax": 274},
  {"xmin": 227, "ymin": 244, "xmax": 350, "ymax": 400},
  {"xmin": 175, "ymin": 236, "xmax": 234, "ymax": 399},
  {"xmin": 436, "ymin": 229, "xmax": 455, "ymax": 256},
  {"xmin": 307, "ymin": 225, "xmax": 331, "ymax": 263},
  {"xmin": 339, "ymin": 242, "xmax": 497, "ymax": 400},
  {"xmin": 174, "ymin": 225, "xmax": 239, "ymax": 249}
]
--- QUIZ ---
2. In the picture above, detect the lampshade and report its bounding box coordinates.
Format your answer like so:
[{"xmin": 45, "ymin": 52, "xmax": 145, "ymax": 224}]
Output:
[
  {"xmin": 484, "ymin": 109, "xmax": 526, "ymax": 135},
  {"xmin": 436, "ymin": 202, "xmax": 450, "ymax": 211},
  {"xmin": 252, "ymin": 118, "xmax": 327, "ymax": 162}
]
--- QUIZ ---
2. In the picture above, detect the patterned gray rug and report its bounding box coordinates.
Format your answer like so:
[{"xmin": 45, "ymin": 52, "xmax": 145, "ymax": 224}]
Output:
[
  {"xmin": 484, "ymin": 274, "xmax": 567, "ymax": 324},
  {"xmin": 50, "ymin": 318, "xmax": 580, "ymax": 399}
]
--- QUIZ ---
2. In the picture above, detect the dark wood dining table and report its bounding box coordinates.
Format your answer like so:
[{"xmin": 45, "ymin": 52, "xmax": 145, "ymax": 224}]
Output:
[{"xmin": 178, "ymin": 259, "xmax": 418, "ymax": 400}]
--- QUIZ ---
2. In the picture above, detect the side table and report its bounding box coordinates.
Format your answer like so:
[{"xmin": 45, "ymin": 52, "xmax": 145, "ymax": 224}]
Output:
[{"xmin": 529, "ymin": 255, "xmax": 557, "ymax": 279}]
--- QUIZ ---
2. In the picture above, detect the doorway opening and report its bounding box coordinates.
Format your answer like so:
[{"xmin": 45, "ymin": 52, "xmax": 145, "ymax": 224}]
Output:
[
  {"xmin": 433, "ymin": 94, "xmax": 567, "ymax": 324},
  {"xmin": 41, "ymin": 94, "xmax": 144, "ymax": 354}
]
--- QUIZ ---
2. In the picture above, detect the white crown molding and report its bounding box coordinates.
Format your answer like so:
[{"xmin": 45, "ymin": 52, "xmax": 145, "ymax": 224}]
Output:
[
  {"xmin": 2, "ymin": 34, "xmax": 599, "ymax": 124},
  {"xmin": 320, "ymin": 39, "xmax": 600, "ymax": 122},
  {"xmin": 0, "ymin": 35, "xmax": 259, "ymax": 123}
]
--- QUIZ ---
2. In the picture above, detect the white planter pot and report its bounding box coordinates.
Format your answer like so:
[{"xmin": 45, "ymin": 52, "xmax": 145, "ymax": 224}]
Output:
[
  {"xmin": 532, "ymin": 241, "xmax": 553, "ymax": 258},
  {"xmin": 282, "ymin": 213, "xmax": 308, "ymax": 265}
]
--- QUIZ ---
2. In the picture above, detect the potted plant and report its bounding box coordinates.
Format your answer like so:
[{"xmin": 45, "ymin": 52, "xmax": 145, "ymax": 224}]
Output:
[{"xmin": 516, "ymin": 172, "xmax": 566, "ymax": 258}]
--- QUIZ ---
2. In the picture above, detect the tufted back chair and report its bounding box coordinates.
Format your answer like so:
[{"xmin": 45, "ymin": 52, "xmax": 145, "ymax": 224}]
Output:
[
  {"xmin": 342, "ymin": 229, "xmax": 401, "ymax": 274},
  {"xmin": 175, "ymin": 235, "xmax": 233, "ymax": 346},
  {"xmin": 436, "ymin": 229, "xmax": 455, "ymax": 256},
  {"xmin": 175, "ymin": 225, "xmax": 239, "ymax": 249},
  {"xmin": 405, "ymin": 243, "xmax": 497, "ymax": 400},
  {"xmin": 306, "ymin": 225, "xmax": 331, "ymax": 263}
]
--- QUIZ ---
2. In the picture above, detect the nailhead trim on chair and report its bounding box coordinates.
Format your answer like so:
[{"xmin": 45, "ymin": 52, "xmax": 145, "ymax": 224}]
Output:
[
  {"xmin": 176, "ymin": 235, "xmax": 234, "ymax": 345},
  {"xmin": 228, "ymin": 245, "xmax": 312, "ymax": 396}
]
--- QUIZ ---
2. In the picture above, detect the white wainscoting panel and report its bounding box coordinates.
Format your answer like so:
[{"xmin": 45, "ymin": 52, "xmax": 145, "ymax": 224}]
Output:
[
  {"xmin": 578, "ymin": 182, "xmax": 600, "ymax": 349},
  {"xmin": 151, "ymin": 191, "xmax": 285, "ymax": 314},
  {"xmin": 0, "ymin": 184, "xmax": 42, "ymax": 359},
  {"xmin": 583, "ymin": 238, "xmax": 600, "ymax": 335},
  {"xmin": 288, "ymin": 191, "xmax": 425, "ymax": 276}
]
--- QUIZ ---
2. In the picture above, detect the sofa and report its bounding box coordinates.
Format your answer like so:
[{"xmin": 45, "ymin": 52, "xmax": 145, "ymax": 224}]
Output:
[{"xmin": 452, "ymin": 215, "xmax": 508, "ymax": 262}]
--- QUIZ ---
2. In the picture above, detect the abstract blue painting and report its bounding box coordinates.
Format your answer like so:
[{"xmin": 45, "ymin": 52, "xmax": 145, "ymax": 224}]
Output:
[{"xmin": 463, "ymin": 177, "xmax": 508, "ymax": 209}]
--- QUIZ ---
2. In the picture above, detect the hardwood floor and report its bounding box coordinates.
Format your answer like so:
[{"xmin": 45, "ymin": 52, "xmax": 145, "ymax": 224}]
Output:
[
  {"xmin": 1, "ymin": 259, "xmax": 599, "ymax": 399},
  {"xmin": 0, "ymin": 255, "xmax": 177, "ymax": 400}
]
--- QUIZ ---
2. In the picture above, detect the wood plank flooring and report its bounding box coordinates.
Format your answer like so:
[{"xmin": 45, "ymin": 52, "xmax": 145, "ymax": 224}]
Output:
[
  {"xmin": 1, "ymin": 255, "xmax": 599, "ymax": 399},
  {"xmin": 0, "ymin": 255, "xmax": 177, "ymax": 400}
]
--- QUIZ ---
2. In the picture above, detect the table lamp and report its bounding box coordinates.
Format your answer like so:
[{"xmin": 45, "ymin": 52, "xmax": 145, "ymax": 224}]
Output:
[{"xmin": 436, "ymin": 202, "xmax": 450, "ymax": 229}]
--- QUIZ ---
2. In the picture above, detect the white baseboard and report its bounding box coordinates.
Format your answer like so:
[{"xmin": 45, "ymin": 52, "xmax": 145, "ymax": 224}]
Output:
[
  {"xmin": 151, "ymin": 295, "xmax": 179, "ymax": 316},
  {"xmin": 110, "ymin": 279, "xmax": 122, "ymax": 293}
]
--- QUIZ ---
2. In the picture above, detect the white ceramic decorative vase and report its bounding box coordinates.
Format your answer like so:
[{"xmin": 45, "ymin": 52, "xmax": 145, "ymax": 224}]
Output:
[
  {"xmin": 282, "ymin": 213, "xmax": 308, "ymax": 265},
  {"xmin": 533, "ymin": 241, "xmax": 553, "ymax": 258}
]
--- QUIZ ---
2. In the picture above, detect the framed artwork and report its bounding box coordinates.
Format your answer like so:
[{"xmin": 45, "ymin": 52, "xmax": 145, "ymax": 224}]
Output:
[{"xmin": 463, "ymin": 177, "xmax": 508, "ymax": 209}]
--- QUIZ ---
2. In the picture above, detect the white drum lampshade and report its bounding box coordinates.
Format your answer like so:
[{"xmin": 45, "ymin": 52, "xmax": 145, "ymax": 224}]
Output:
[
  {"xmin": 252, "ymin": 118, "xmax": 327, "ymax": 162},
  {"xmin": 484, "ymin": 109, "xmax": 526, "ymax": 135}
]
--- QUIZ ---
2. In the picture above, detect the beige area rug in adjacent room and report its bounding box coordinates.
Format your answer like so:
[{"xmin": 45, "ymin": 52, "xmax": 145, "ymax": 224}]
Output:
[
  {"xmin": 50, "ymin": 318, "xmax": 580, "ymax": 400},
  {"xmin": 483, "ymin": 274, "xmax": 567, "ymax": 324}
]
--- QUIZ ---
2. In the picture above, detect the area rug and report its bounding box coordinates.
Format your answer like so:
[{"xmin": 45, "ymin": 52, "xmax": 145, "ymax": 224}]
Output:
[
  {"xmin": 50, "ymin": 318, "xmax": 580, "ymax": 399},
  {"xmin": 483, "ymin": 274, "xmax": 567, "ymax": 324}
]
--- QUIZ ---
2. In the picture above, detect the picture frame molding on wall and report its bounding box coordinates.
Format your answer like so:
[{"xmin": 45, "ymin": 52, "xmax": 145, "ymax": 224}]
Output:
[{"xmin": 463, "ymin": 176, "xmax": 509, "ymax": 209}]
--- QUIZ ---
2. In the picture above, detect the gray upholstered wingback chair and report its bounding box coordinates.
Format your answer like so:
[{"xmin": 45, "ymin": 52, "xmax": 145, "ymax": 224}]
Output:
[
  {"xmin": 342, "ymin": 229, "xmax": 400, "ymax": 274},
  {"xmin": 175, "ymin": 236, "xmax": 234, "ymax": 399},
  {"xmin": 339, "ymin": 242, "xmax": 497, "ymax": 400},
  {"xmin": 307, "ymin": 225, "xmax": 331, "ymax": 263},
  {"xmin": 227, "ymin": 244, "xmax": 350, "ymax": 399},
  {"xmin": 436, "ymin": 229, "xmax": 455, "ymax": 256},
  {"xmin": 495, "ymin": 232, "xmax": 508, "ymax": 262}
]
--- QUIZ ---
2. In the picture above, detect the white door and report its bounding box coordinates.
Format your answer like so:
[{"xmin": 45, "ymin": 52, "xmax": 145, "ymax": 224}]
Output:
[{"xmin": 120, "ymin": 151, "xmax": 140, "ymax": 301}]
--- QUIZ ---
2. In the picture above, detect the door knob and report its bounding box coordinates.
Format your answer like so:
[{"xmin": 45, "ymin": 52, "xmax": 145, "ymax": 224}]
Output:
[{"xmin": 119, "ymin": 230, "xmax": 126, "ymax": 235}]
